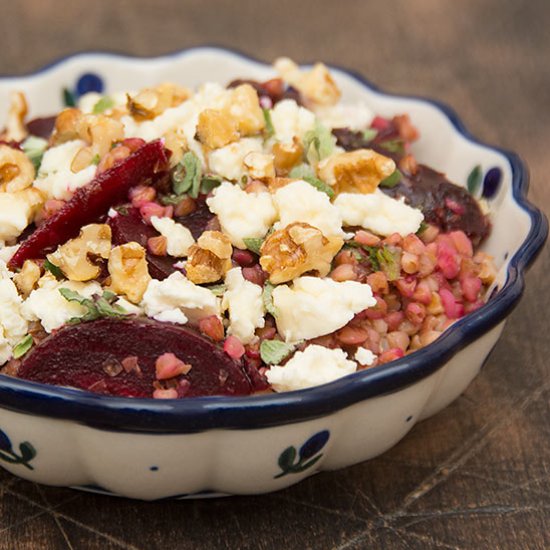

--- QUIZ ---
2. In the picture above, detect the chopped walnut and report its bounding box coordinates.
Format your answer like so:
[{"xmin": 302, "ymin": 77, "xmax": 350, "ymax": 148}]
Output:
[
  {"xmin": 260, "ymin": 222, "xmax": 343, "ymax": 284},
  {"xmin": 1, "ymin": 92, "xmax": 28, "ymax": 142},
  {"xmin": 317, "ymin": 149, "xmax": 395, "ymax": 195},
  {"xmin": 186, "ymin": 231, "xmax": 232, "ymax": 284},
  {"xmin": 265, "ymin": 177, "xmax": 297, "ymax": 192},
  {"xmin": 127, "ymin": 83, "xmax": 191, "ymax": 121},
  {"xmin": 0, "ymin": 144, "xmax": 35, "ymax": 192},
  {"xmin": 47, "ymin": 224, "xmax": 112, "ymax": 282},
  {"xmin": 227, "ymin": 84, "xmax": 265, "ymax": 136},
  {"xmin": 274, "ymin": 57, "xmax": 341, "ymax": 106},
  {"xmin": 163, "ymin": 128, "xmax": 189, "ymax": 166},
  {"xmin": 196, "ymin": 109, "xmax": 240, "ymax": 149},
  {"xmin": 13, "ymin": 260, "xmax": 41, "ymax": 297},
  {"xmin": 108, "ymin": 242, "xmax": 151, "ymax": 303},
  {"xmin": 273, "ymin": 139, "xmax": 303, "ymax": 176},
  {"xmin": 243, "ymin": 151, "xmax": 275, "ymax": 179},
  {"xmin": 51, "ymin": 108, "xmax": 84, "ymax": 144}
]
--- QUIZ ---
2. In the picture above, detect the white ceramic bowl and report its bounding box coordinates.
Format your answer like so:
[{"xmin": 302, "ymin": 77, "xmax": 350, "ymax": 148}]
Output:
[{"xmin": 0, "ymin": 47, "xmax": 546, "ymax": 500}]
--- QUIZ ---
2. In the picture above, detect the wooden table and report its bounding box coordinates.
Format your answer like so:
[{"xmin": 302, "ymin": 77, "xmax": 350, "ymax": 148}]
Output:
[{"xmin": 1, "ymin": 1, "xmax": 548, "ymax": 548}]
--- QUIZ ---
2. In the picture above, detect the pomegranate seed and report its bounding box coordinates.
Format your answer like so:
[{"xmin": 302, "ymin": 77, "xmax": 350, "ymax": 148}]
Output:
[
  {"xmin": 364, "ymin": 296, "xmax": 388, "ymax": 319},
  {"xmin": 386, "ymin": 331, "xmax": 410, "ymax": 352},
  {"xmin": 395, "ymin": 276, "xmax": 417, "ymax": 298},
  {"xmin": 436, "ymin": 239, "xmax": 460, "ymax": 279},
  {"xmin": 385, "ymin": 311, "xmax": 405, "ymax": 332},
  {"xmin": 402, "ymin": 233, "xmax": 426, "ymax": 255},
  {"xmin": 147, "ymin": 235, "xmax": 167, "ymax": 256},
  {"xmin": 460, "ymin": 276, "xmax": 482, "ymax": 302},
  {"xmin": 232, "ymin": 248, "xmax": 256, "ymax": 266},
  {"xmin": 155, "ymin": 352, "xmax": 192, "ymax": 380},
  {"xmin": 129, "ymin": 185, "xmax": 156, "ymax": 208},
  {"xmin": 223, "ymin": 335, "xmax": 245, "ymax": 359},
  {"xmin": 245, "ymin": 343, "xmax": 261, "ymax": 360},
  {"xmin": 242, "ymin": 265, "xmax": 267, "ymax": 286},
  {"xmin": 383, "ymin": 232, "xmax": 403, "ymax": 247},
  {"xmin": 153, "ymin": 388, "xmax": 179, "ymax": 399},
  {"xmin": 366, "ymin": 271, "xmax": 389, "ymax": 294},
  {"xmin": 378, "ymin": 347, "xmax": 405, "ymax": 364},
  {"xmin": 401, "ymin": 251, "xmax": 419, "ymax": 274},
  {"xmin": 449, "ymin": 230, "xmax": 473, "ymax": 257},
  {"xmin": 355, "ymin": 230, "xmax": 380, "ymax": 246},
  {"xmin": 140, "ymin": 202, "xmax": 167, "ymax": 224},
  {"xmin": 412, "ymin": 281, "xmax": 432, "ymax": 305},
  {"xmin": 334, "ymin": 250, "xmax": 358, "ymax": 266},
  {"xmin": 122, "ymin": 138, "xmax": 147, "ymax": 153},
  {"xmin": 198, "ymin": 315, "xmax": 225, "ymax": 342},
  {"xmin": 336, "ymin": 325, "xmax": 369, "ymax": 345},
  {"xmin": 330, "ymin": 263, "xmax": 357, "ymax": 282},
  {"xmin": 370, "ymin": 115, "xmax": 390, "ymax": 131},
  {"xmin": 439, "ymin": 288, "xmax": 464, "ymax": 319},
  {"xmin": 405, "ymin": 302, "xmax": 426, "ymax": 325}
]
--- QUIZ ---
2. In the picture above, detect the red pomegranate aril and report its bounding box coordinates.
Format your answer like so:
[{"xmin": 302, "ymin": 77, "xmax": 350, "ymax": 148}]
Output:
[
  {"xmin": 450, "ymin": 230, "xmax": 473, "ymax": 258},
  {"xmin": 336, "ymin": 325, "xmax": 369, "ymax": 345},
  {"xmin": 242, "ymin": 265, "xmax": 267, "ymax": 286},
  {"xmin": 366, "ymin": 271, "xmax": 389, "ymax": 294},
  {"xmin": 245, "ymin": 344, "xmax": 261, "ymax": 360},
  {"xmin": 436, "ymin": 241, "xmax": 460, "ymax": 279},
  {"xmin": 140, "ymin": 202, "xmax": 167, "ymax": 224},
  {"xmin": 130, "ymin": 185, "xmax": 156, "ymax": 208},
  {"xmin": 355, "ymin": 230, "xmax": 380, "ymax": 246},
  {"xmin": 402, "ymin": 233, "xmax": 426, "ymax": 255},
  {"xmin": 461, "ymin": 275, "xmax": 482, "ymax": 302},
  {"xmin": 364, "ymin": 296, "xmax": 388, "ymax": 320},
  {"xmin": 256, "ymin": 326, "xmax": 277, "ymax": 341},
  {"xmin": 223, "ymin": 335, "xmax": 245, "ymax": 359},
  {"xmin": 386, "ymin": 331, "xmax": 410, "ymax": 352},
  {"xmin": 330, "ymin": 263, "xmax": 357, "ymax": 282},
  {"xmin": 199, "ymin": 315, "xmax": 225, "ymax": 342},
  {"xmin": 378, "ymin": 347, "xmax": 404, "ymax": 364},
  {"xmin": 383, "ymin": 232, "xmax": 403, "ymax": 247},
  {"xmin": 334, "ymin": 250, "xmax": 358, "ymax": 266},
  {"xmin": 401, "ymin": 251, "xmax": 419, "ymax": 274},
  {"xmin": 439, "ymin": 288, "xmax": 464, "ymax": 319},
  {"xmin": 412, "ymin": 281, "xmax": 432, "ymax": 305},
  {"xmin": 153, "ymin": 388, "xmax": 179, "ymax": 399},
  {"xmin": 232, "ymin": 248, "xmax": 256, "ymax": 267},
  {"xmin": 385, "ymin": 311, "xmax": 405, "ymax": 332},
  {"xmin": 405, "ymin": 302, "xmax": 427, "ymax": 325},
  {"xmin": 395, "ymin": 276, "xmax": 417, "ymax": 298},
  {"xmin": 370, "ymin": 115, "xmax": 390, "ymax": 131},
  {"xmin": 155, "ymin": 352, "xmax": 192, "ymax": 380}
]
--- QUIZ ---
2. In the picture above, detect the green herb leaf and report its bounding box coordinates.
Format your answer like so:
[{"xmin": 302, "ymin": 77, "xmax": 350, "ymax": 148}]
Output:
[
  {"xmin": 362, "ymin": 128, "xmax": 378, "ymax": 142},
  {"xmin": 12, "ymin": 335, "xmax": 33, "ymax": 359},
  {"xmin": 379, "ymin": 139, "xmax": 405, "ymax": 155},
  {"xmin": 303, "ymin": 175, "xmax": 335, "ymax": 198},
  {"xmin": 21, "ymin": 136, "xmax": 48, "ymax": 172},
  {"xmin": 206, "ymin": 283, "xmax": 227, "ymax": 297},
  {"xmin": 200, "ymin": 174, "xmax": 223, "ymax": 194},
  {"xmin": 376, "ymin": 246, "xmax": 401, "ymax": 281},
  {"xmin": 92, "ymin": 96, "xmax": 115, "ymax": 114},
  {"xmin": 289, "ymin": 164, "xmax": 314, "ymax": 179},
  {"xmin": 91, "ymin": 154, "xmax": 101, "ymax": 165},
  {"xmin": 243, "ymin": 238, "xmax": 264, "ymax": 255},
  {"xmin": 303, "ymin": 121, "xmax": 336, "ymax": 165},
  {"xmin": 59, "ymin": 288, "xmax": 129, "ymax": 324},
  {"xmin": 159, "ymin": 194, "xmax": 183, "ymax": 205},
  {"xmin": 43, "ymin": 259, "xmax": 64, "ymax": 280},
  {"xmin": 467, "ymin": 164, "xmax": 482, "ymax": 195},
  {"xmin": 62, "ymin": 88, "xmax": 76, "ymax": 107},
  {"xmin": 416, "ymin": 220, "xmax": 428, "ymax": 235},
  {"xmin": 379, "ymin": 169, "xmax": 403, "ymax": 188},
  {"xmin": 363, "ymin": 245, "xmax": 380, "ymax": 271},
  {"xmin": 263, "ymin": 108, "xmax": 275, "ymax": 138},
  {"xmin": 262, "ymin": 281, "xmax": 278, "ymax": 317},
  {"xmin": 171, "ymin": 151, "xmax": 202, "ymax": 197},
  {"xmin": 260, "ymin": 339, "xmax": 295, "ymax": 365}
]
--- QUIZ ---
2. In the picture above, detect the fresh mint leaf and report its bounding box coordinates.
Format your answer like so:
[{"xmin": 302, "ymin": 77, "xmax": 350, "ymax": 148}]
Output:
[
  {"xmin": 59, "ymin": 289, "xmax": 129, "ymax": 324},
  {"xmin": 303, "ymin": 175, "xmax": 335, "ymax": 198},
  {"xmin": 263, "ymin": 108, "xmax": 275, "ymax": 138},
  {"xmin": 159, "ymin": 194, "xmax": 183, "ymax": 206},
  {"xmin": 303, "ymin": 121, "xmax": 336, "ymax": 164},
  {"xmin": 362, "ymin": 128, "xmax": 378, "ymax": 142},
  {"xmin": 200, "ymin": 174, "xmax": 223, "ymax": 194},
  {"xmin": 13, "ymin": 335, "xmax": 33, "ymax": 359},
  {"xmin": 21, "ymin": 136, "xmax": 48, "ymax": 171},
  {"xmin": 243, "ymin": 237, "xmax": 264, "ymax": 255},
  {"xmin": 262, "ymin": 281, "xmax": 278, "ymax": 317},
  {"xmin": 289, "ymin": 164, "xmax": 314, "ymax": 179},
  {"xmin": 379, "ymin": 139, "xmax": 405, "ymax": 155},
  {"xmin": 206, "ymin": 283, "xmax": 227, "ymax": 297},
  {"xmin": 92, "ymin": 96, "xmax": 115, "ymax": 114},
  {"xmin": 171, "ymin": 151, "xmax": 202, "ymax": 197},
  {"xmin": 43, "ymin": 259, "xmax": 64, "ymax": 280},
  {"xmin": 379, "ymin": 169, "xmax": 403, "ymax": 188},
  {"xmin": 260, "ymin": 339, "xmax": 295, "ymax": 365},
  {"xmin": 91, "ymin": 154, "xmax": 101, "ymax": 165},
  {"xmin": 376, "ymin": 246, "xmax": 401, "ymax": 281}
]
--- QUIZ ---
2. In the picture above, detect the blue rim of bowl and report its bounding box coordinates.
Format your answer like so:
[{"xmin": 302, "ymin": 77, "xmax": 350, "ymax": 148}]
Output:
[{"xmin": 0, "ymin": 46, "xmax": 547, "ymax": 434}]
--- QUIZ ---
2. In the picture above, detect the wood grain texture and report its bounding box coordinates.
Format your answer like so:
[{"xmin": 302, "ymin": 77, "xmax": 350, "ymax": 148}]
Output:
[{"xmin": 0, "ymin": 0, "xmax": 549, "ymax": 548}]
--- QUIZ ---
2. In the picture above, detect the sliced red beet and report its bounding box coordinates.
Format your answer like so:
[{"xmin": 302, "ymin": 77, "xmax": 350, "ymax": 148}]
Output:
[
  {"xmin": 9, "ymin": 139, "xmax": 169, "ymax": 269},
  {"xmin": 18, "ymin": 318, "xmax": 255, "ymax": 398},
  {"xmin": 26, "ymin": 116, "xmax": 56, "ymax": 139},
  {"xmin": 108, "ymin": 207, "xmax": 178, "ymax": 280}
]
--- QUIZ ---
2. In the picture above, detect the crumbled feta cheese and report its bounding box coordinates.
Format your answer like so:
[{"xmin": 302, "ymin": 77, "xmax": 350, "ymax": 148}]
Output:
[
  {"xmin": 0, "ymin": 331, "xmax": 12, "ymax": 366},
  {"xmin": 150, "ymin": 216, "xmax": 195, "ymax": 257},
  {"xmin": 207, "ymin": 137, "xmax": 263, "ymax": 181},
  {"xmin": 313, "ymin": 102, "xmax": 374, "ymax": 131},
  {"xmin": 334, "ymin": 189, "xmax": 424, "ymax": 236},
  {"xmin": 34, "ymin": 140, "xmax": 97, "ymax": 200},
  {"xmin": 0, "ymin": 277, "xmax": 28, "ymax": 347},
  {"xmin": 0, "ymin": 193, "xmax": 35, "ymax": 241},
  {"xmin": 206, "ymin": 181, "xmax": 277, "ymax": 248},
  {"xmin": 221, "ymin": 268, "xmax": 265, "ymax": 344},
  {"xmin": 272, "ymin": 276, "xmax": 376, "ymax": 342},
  {"xmin": 273, "ymin": 179, "xmax": 345, "ymax": 238},
  {"xmin": 77, "ymin": 92, "xmax": 103, "ymax": 114},
  {"xmin": 355, "ymin": 347, "xmax": 376, "ymax": 366},
  {"xmin": 141, "ymin": 271, "xmax": 220, "ymax": 324},
  {"xmin": 266, "ymin": 345, "xmax": 357, "ymax": 392},
  {"xmin": 270, "ymin": 99, "xmax": 315, "ymax": 144},
  {"xmin": 21, "ymin": 276, "xmax": 102, "ymax": 333},
  {"xmin": 114, "ymin": 296, "xmax": 142, "ymax": 315},
  {"xmin": 0, "ymin": 245, "xmax": 19, "ymax": 264}
]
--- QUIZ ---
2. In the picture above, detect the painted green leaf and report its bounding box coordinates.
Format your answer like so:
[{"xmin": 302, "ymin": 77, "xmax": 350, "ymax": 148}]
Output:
[
  {"xmin": 63, "ymin": 87, "xmax": 76, "ymax": 107},
  {"xmin": 278, "ymin": 446, "xmax": 297, "ymax": 471},
  {"xmin": 467, "ymin": 164, "xmax": 482, "ymax": 195}
]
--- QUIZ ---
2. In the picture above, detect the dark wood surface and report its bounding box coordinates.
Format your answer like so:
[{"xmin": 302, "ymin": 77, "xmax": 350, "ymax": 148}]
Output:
[{"xmin": 1, "ymin": 1, "xmax": 549, "ymax": 548}]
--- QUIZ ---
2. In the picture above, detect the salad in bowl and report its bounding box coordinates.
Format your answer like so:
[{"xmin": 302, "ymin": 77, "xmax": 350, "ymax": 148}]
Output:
[{"xmin": 0, "ymin": 48, "xmax": 545, "ymax": 500}]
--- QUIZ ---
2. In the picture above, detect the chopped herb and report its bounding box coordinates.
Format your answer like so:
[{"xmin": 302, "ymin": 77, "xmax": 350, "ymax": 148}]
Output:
[
  {"xmin": 243, "ymin": 237, "xmax": 264, "ymax": 255},
  {"xmin": 362, "ymin": 128, "xmax": 378, "ymax": 142},
  {"xmin": 262, "ymin": 281, "xmax": 278, "ymax": 317},
  {"xmin": 200, "ymin": 174, "xmax": 223, "ymax": 194},
  {"xmin": 43, "ymin": 259, "xmax": 64, "ymax": 279},
  {"xmin": 206, "ymin": 283, "xmax": 226, "ymax": 297},
  {"xmin": 159, "ymin": 194, "xmax": 184, "ymax": 206},
  {"xmin": 416, "ymin": 220, "xmax": 428, "ymax": 235},
  {"xmin": 260, "ymin": 339, "xmax": 295, "ymax": 365},
  {"xmin": 376, "ymin": 246, "xmax": 401, "ymax": 281},
  {"xmin": 303, "ymin": 121, "xmax": 336, "ymax": 164},
  {"xmin": 379, "ymin": 169, "xmax": 403, "ymax": 188},
  {"xmin": 171, "ymin": 151, "xmax": 202, "ymax": 197},
  {"xmin": 62, "ymin": 87, "xmax": 76, "ymax": 107},
  {"xmin": 91, "ymin": 154, "xmax": 101, "ymax": 165},
  {"xmin": 289, "ymin": 164, "xmax": 314, "ymax": 179},
  {"xmin": 59, "ymin": 288, "xmax": 129, "ymax": 324},
  {"xmin": 21, "ymin": 136, "xmax": 48, "ymax": 171},
  {"xmin": 467, "ymin": 164, "xmax": 482, "ymax": 195},
  {"xmin": 13, "ymin": 335, "xmax": 33, "ymax": 359},
  {"xmin": 92, "ymin": 96, "xmax": 115, "ymax": 114},
  {"xmin": 379, "ymin": 139, "xmax": 405, "ymax": 155},
  {"xmin": 114, "ymin": 205, "xmax": 129, "ymax": 215},
  {"xmin": 303, "ymin": 175, "xmax": 335, "ymax": 198},
  {"xmin": 363, "ymin": 245, "xmax": 380, "ymax": 271},
  {"xmin": 263, "ymin": 108, "xmax": 275, "ymax": 138}
]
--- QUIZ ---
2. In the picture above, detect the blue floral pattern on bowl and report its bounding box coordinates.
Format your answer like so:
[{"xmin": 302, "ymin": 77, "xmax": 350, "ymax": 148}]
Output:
[
  {"xmin": 0, "ymin": 428, "xmax": 36, "ymax": 470},
  {"xmin": 467, "ymin": 165, "xmax": 502, "ymax": 199},
  {"xmin": 275, "ymin": 430, "xmax": 330, "ymax": 478},
  {"xmin": 63, "ymin": 72, "xmax": 104, "ymax": 107}
]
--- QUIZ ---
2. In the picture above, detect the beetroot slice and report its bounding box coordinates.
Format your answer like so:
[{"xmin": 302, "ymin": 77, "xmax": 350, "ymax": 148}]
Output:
[
  {"xmin": 18, "ymin": 318, "xmax": 254, "ymax": 398},
  {"xmin": 9, "ymin": 140, "xmax": 169, "ymax": 269}
]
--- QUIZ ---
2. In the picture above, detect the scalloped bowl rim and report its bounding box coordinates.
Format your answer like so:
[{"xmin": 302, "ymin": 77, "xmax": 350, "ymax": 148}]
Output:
[{"xmin": 0, "ymin": 46, "xmax": 546, "ymax": 433}]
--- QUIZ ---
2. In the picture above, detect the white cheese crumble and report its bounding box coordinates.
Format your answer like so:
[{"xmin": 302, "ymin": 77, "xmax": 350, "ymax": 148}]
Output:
[
  {"xmin": 273, "ymin": 179, "xmax": 345, "ymax": 238},
  {"xmin": 0, "ymin": 193, "xmax": 35, "ymax": 241},
  {"xmin": 0, "ymin": 275, "xmax": 28, "ymax": 364},
  {"xmin": 207, "ymin": 137, "xmax": 263, "ymax": 181},
  {"xmin": 270, "ymin": 99, "xmax": 315, "ymax": 144},
  {"xmin": 206, "ymin": 181, "xmax": 277, "ymax": 248},
  {"xmin": 334, "ymin": 189, "xmax": 424, "ymax": 237},
  {"xmin": 141, "ymin": 271, "xmax": 220, "ymax": 324},
  {"xmin": 150, "ymin": 216, "xmax": 195, "ymax": 257},
  {"xmin": 355, "ymin": 347, "xmax": 377, "ymax": 366},
  {"xmin": 266, "ymin": 345, "xmax": 357, "ymax": 392},
  {"xmin": 313, "ymin": 102, "xmax": 374, "ymax": 131},
  {"xmin": 0, "ymin": 245, "xmax": 19, "ymax": 264},
  {"xmin": 34, "ymin": 140, "xmax": 97, "ymax": 201},
  {"xmin": 21, "ymin": 276, "xmax": 102, "ymax": 333},
  {"xmin": 272, "ymin": 276, "xmax": 376, "ymax": 342},
  {"xmin": 221, "ymin": 268, "xmax": 265, "ymax": 344}
]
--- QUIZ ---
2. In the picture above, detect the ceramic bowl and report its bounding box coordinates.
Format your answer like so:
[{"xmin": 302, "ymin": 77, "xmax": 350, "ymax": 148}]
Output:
[{"xmin": 0, "ymin": 47, "xmax": 546, "ymax": 500}]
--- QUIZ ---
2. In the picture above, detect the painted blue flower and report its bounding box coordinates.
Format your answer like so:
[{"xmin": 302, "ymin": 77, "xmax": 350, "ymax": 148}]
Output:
[
  {"xmin": 76, "ymin": 73, "xmax": 104, "ymax": 96},
  {"xmin": 275, "ymin": 430, "xmax": 330, "ymax": 478},
  {"xmin": 0, "ymin": 429, "xmax": 11, "ymax": 452},
  {"xmin": 299, "ymin": 430, "xmax": 330, "ymax": 461},
  {"xmin": 482, "ymin": 167, "xmax": 502, "ymax": 199}
]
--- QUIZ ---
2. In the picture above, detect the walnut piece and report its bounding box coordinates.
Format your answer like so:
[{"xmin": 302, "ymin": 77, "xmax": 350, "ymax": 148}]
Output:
[
  {"xmin": 196, "ymin": 109, "xmax": 240, "ymax": 149},
  {"xmin": 273, "ymin": 139, "xmax": 303, "ymax": 176},
  {"xmin": 1, "ymin": 92, "xmax": 28, "ymax": 142},
  {"xmin": 127, "ymin": 83, "xmax": 190, "ymax": 121},
  {"xmin": 0, "ymin": 144, "xmax": 35, "ymax": 192},
  {"xmin": 186, "ymin": 231, "xmax": 233, "ymax": 284},
  {"xmin": 260, "ymin": 222, "xmax": 343, "ymax": 284},
  {"xmin": 317, "ymin": 149, "xmax": 395, "ymax": 195},
  {"xmin": 243, "ymin": 151, "xmax": 275, "ymax": 179},
  {"xmin": 47, "ymin": 224, "xmax": 112, "ymax": 282},
  {"xmin": 108, "ymin": 242, "xmax": 151, "ymax": 303},
  {"xmin": 13, "ymin": 260, "xmax": 41, "ymax": 297},
  {"xmin": 227, "ymin": 84, "xmax": 265, "ymax": 136}
]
